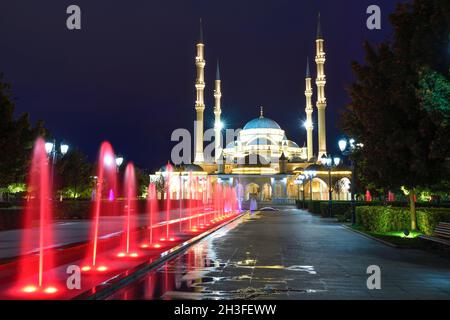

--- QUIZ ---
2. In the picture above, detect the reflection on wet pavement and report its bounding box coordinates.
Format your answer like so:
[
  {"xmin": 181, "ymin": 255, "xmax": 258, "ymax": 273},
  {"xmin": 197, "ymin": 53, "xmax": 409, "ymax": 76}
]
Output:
[
  {"xmin": 107, "ymin": 211, "xmax": 322, "ymax": 300},
  {"xmin": 107, "ymin": 209, "xmax": 450, "ymax": 300}
]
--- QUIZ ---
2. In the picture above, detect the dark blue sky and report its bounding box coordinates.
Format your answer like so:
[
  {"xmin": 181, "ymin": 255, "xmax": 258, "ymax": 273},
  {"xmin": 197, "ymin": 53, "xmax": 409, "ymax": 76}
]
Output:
[{"xmin": 0, "ymin": 0, "xmax": 398, "ymax": 170}]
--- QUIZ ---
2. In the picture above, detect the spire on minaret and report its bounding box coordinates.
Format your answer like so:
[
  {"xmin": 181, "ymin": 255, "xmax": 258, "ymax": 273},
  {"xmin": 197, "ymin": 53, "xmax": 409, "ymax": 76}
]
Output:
[
  {"xmin": 194, "ymin": 19, "xmax": 206, "ymax": 164},
  {"xmin": 260, "ymin": 106, "xmax": 264, "ymax": 118},
  {"xmin": 315, "ymin": 12, "xmax": 327, "ymax": 159},
  {"xmin": 306, "ymin": 57, "xmax": 311, "ymax": 78},
  {"xmin": 199, "ymin": 18, "xmax": 204, "ymax": 44},
  {"xmin": 216, "ymin": 60, "xmax": 220, "ymax": 80},
  {"xmin": 316, "ymin": 13, "xmax": 323, "ymax": 39}
]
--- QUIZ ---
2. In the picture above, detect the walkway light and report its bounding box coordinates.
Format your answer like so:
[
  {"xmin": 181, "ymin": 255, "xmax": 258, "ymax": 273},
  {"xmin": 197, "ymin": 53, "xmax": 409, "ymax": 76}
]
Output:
[
  {"xmin": 338, "ymin": 139, "xmax": 347, "ymax": 153},
  {"xmin": 60, "ymin": 143, "xmax": 69, "ymax": 155},
  {"xmin": 45, "ymin": 142, "xmax": 54, "ymax": 155},
  {"xmin": 333, "ymin": 157, "xmax": 341, "ymax": 166},
  {"xmin": 115, "ymin": 156, "xmax": 124, "ymax": 167}
]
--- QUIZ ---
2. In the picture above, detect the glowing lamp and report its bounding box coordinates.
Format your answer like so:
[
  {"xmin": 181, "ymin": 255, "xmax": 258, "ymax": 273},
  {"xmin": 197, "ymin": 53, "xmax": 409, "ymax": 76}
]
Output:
[
  {"xmin": 81, "ymin": 266, "xmax": 91, "ymax": 272},
  {"xmin": 338, "ymin": 139, "xmax": 347, "ymax": 153},
  {"xmin": 334, "ymin": 157, "xmax": 341, "ymax": 166},
  {"xmin": 45, "ymin": 142, "xmax": 54, "ymax": 154},
  {"xmin": 153, "ymin": 244, "xmax": 161, "ymax": 248},
  {"xmin": 97, "ymin": 266, "xmax": 107, "ymax": 272},
  {"xmin": 60, "ymin": 143, "xmax": 69, "ymax": 155},
  {"xmin": 403, "ymin": 229, "xmax": 410, "ymax": 237},
  {"xmin": 115, "ymin": 156, "xmax": 124, "ymax": 167},
  {"xmin": 117, "ymin": 252, "xmax": 126, "ymax": 257},
  {"xmin": 130, "ymin": 253, "xmax": 138, "ymax": 258}
]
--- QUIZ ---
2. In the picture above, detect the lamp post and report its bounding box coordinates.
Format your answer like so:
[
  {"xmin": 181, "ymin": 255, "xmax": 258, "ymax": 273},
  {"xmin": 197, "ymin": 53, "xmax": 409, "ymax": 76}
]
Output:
[
  {"xmin": 338, "ymin": 138, "xmax": 362, "ymax": 225},
  {"xmin": 304, "ymin": 170, "xmax": 317, "ymax": 206},
  {"xmin": 45, "ymin": 140, "xmax": 69, "ymax": 198},
  {"xmin": 294, "ymin": 175, "xmax": 305, "ymax": 208},
  {"xmin": 321, "ymin": 154, "xmax": 341, "ymax": 217},
  {"xmin": 115, "ymin": 156, "xmax": 124, "ymax": 172}
]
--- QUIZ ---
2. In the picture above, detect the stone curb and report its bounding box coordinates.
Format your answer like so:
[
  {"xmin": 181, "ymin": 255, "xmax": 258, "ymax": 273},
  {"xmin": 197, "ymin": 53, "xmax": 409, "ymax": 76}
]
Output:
[{"xmin": 341, "ymin": 224, "xmax": 399, "ymax": 248}]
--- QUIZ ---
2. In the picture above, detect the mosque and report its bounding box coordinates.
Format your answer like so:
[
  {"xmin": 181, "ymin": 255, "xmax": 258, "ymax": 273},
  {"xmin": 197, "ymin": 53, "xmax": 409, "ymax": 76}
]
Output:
[{"xmin": 154, "ymin": 16, "xmax": 352, "ymax": 205}]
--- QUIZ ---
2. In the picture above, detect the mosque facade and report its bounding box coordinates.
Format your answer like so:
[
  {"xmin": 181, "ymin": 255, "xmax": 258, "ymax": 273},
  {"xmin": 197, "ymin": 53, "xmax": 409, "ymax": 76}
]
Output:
[{"xmin": 154, "ymin": 16, "xmax": 352, "ymax": 206}]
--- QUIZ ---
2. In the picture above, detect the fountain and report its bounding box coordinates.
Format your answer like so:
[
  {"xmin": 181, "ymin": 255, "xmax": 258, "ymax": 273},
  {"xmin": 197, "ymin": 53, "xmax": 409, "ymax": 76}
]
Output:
[
  {"xmin": 162, "ymin": 163, "xmax": 174, "ymax": 242},
  {"xmin": 141, "ymin": 183, "xmax": 161, "ymax": 249},
  {"xmin": 17, "ymin": 137, "xmax": 58, "ymax": 295},
  {"xmin": 82, "ymin": 141, "xmax": 117, "ymax": 272},
  {"xmin": 117, "ymin": 162, "xmax": 139, "ymax": 258}
]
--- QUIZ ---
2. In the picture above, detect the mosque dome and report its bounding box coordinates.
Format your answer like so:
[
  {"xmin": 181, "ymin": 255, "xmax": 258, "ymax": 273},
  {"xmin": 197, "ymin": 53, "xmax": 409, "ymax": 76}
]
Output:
[{"xmin": 243, "ymin": 117, "xmax": 282, "ymax": 130}]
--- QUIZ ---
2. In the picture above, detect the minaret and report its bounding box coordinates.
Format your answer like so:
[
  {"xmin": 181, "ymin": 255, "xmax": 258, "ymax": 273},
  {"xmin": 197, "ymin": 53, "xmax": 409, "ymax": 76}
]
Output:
[
  {"xmin": 214, "ymin": 61, "xmax": 222, "ymax": 162},
  {"xmin": 304, "ymin": 57, "xmax": 314, "ymax": 161},
  {"xmin": 315, "ymin": 13, "xmax": 327, "ymax": 159},
  {"xmin": 194, "ymin": 19, "xmax": 206, "ymax": 164}
]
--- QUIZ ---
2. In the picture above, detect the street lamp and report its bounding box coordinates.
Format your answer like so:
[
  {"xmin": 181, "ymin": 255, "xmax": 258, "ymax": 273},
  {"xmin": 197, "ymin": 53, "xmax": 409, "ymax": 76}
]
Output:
[
  {"xmin": 60, "ymin": 143, "xmax": 69, "ymax": 156},
  {"xmin": 294, "ymin": 175, "xmax": 305, "ymax": 208},
  {"xmin": 304, "ymin": 169, "xmax": 317, "ymax": 205},
  {"xmin": 338, "ymin": 137, "xmax": 361, "ymax": 225},
  {"xmin": 45, "ymin": 139, "xmax": 69, "ymax": 199},
  {"xmin": 322, "ymin": 154, "xmax": 341, "ymax": 217},
  {"xmin": 115, "ymin": 156, "xmax": 124, "ymax": 168}
]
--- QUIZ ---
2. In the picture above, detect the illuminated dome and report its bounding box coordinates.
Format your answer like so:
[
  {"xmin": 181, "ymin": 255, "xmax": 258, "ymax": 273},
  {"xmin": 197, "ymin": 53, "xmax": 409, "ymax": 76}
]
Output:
[{"xmin": 243, "ymin": 117, "xmax": 281, "ymax": 130}]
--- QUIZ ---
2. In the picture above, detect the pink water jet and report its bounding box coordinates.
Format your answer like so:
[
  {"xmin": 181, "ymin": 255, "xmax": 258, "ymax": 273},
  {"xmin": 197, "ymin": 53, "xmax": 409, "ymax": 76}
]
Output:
[
  {"xmin": 17, "ymin": 137, "xmax": 58, "ymax": 295},
  {"xmin": 84, "ymin": 142, "xmax": 117, "ymax": 270},
  {"xmin": 142, "ymin": 183, "xmax": 160, "ymax": 249},
  {"xmin": 164, "ymin": 163, "xmax": 174, "ymax": 241},
  {"xmin": 117, "ymin": 163, "xmax": 139, "ymax": 258}
]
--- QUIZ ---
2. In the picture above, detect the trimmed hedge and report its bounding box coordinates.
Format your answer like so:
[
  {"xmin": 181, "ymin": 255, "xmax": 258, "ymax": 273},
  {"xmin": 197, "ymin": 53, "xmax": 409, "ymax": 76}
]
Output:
[
  {"xmin": 417, "ymin": 208, "xmax": 450, "ymax": 235},
  {"xmin": 356, "ymin": 206, "xmax": 450, "ymax": 235}
]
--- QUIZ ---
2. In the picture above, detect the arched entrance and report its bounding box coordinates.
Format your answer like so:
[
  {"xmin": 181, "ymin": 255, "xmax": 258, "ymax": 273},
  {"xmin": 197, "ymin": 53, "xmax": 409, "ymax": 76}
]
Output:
[
  {"xmin": 334, "ymin": 178, "xmax": 351, "ymax": 201},
  {"xmin": 304, "ymin": 178, "xmax": 329, "ymax": 200},
  {"xmin": 245, "ymin": 183, "xmax": 260, "ymax": 201},
  {"xmin": 261, "ymin": 183, "xmax": 272, "ymax": 201}
]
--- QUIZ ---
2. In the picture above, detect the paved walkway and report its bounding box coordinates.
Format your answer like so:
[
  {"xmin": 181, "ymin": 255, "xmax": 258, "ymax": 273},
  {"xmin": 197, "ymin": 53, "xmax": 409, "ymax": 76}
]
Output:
[{"xmin": 110, "ymin": 209, "xmax": 450, "ymax": 300}]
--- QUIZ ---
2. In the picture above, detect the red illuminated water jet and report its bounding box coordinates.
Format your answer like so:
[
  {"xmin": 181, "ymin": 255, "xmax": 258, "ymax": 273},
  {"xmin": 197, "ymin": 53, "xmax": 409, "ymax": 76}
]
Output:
[
  {"xmin": 163, "ymin": 163, "xmax": 175, "ymax": 241},
  {"xmin": 83, "ymin": 142, "xmax": 117, "ymax": 272},
  {"xmin": 16, "ymin": 137, "xmax": 58, "ymax": 295},
  {"xmin": 141, "ymin": 183, "xmax": 161, "ymax": 249},
  {"xmin": 117, "ymin": 163, "xmax": 139, "ymax": 258}
]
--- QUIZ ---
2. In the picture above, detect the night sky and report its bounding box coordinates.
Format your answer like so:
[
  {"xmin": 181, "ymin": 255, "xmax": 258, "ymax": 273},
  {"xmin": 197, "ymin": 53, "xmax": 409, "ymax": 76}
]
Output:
[{"xmin": 0, "ymin": 0, "xmax": 398, "ymax": 171}]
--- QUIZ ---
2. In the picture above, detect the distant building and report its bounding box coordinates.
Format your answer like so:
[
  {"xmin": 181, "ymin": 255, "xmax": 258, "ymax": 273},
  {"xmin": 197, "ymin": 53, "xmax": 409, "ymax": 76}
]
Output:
[{"xmin": 153, "ymin": 16, "xmax": 352, "ymax": 206}]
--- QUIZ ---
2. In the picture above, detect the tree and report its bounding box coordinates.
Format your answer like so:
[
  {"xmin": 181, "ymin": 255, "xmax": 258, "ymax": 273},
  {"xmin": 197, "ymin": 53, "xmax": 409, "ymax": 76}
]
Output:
[
  {"xmin": 0, "ymin": 73, "xmax": 47, "ymax": 195},
  {"xmin": 341, "ymin": 0, "xmax": 450, "ymax": 230},
  {"xmin": 56, "ymin": 148, "xmax": 93, "ymax": 199}
]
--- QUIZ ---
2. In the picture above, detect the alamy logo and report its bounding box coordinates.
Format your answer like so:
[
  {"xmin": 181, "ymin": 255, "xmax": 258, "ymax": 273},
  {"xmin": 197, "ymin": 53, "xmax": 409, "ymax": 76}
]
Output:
[
  {"xmin": 66, "ymin": 5, "xmax": 82, "ymax": 30},
  {"xmin": 366, "ymin": 5, "xmax": 381, "ymax": 30},
  {"xmin": 66, "ymin": 265, "xmax": 81, "ymax": 290},
  {"xmin": 366, "ymin": 265, "xmax": 381, "ymax": 290}
]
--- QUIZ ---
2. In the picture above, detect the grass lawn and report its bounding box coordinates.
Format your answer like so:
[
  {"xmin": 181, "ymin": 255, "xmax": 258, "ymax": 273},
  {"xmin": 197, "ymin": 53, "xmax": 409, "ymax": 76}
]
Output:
[{"xmin": 351, "ymin": 225, "xmax": 427, "ymax": 248}]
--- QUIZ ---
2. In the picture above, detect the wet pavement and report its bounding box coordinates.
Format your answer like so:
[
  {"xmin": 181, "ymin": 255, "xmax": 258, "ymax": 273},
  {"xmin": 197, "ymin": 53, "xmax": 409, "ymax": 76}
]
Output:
[{"xmin": 107, "ymin": 209, "xmax": 450, "ymax": 300}]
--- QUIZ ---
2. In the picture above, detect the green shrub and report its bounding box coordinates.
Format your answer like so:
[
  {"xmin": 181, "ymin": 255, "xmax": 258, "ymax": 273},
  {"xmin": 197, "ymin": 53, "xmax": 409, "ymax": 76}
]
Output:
[
  {"xmin": 416, "ymin": 208, "xmax": 450, "ymax": 235},
  {"xmin": 356, "ymin": 206, "xmax": 410, "ymax": 232},
  {"xmin": 307, "ymin": 201, "xmax": 325, "ymax": 214},
  {"xmin": 320, "ymin": 202, "xmax": 351, "ymax": 218},
  {"xmin": 356, "ymin": 206, "xmax": 450, "ymax": 235}
]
